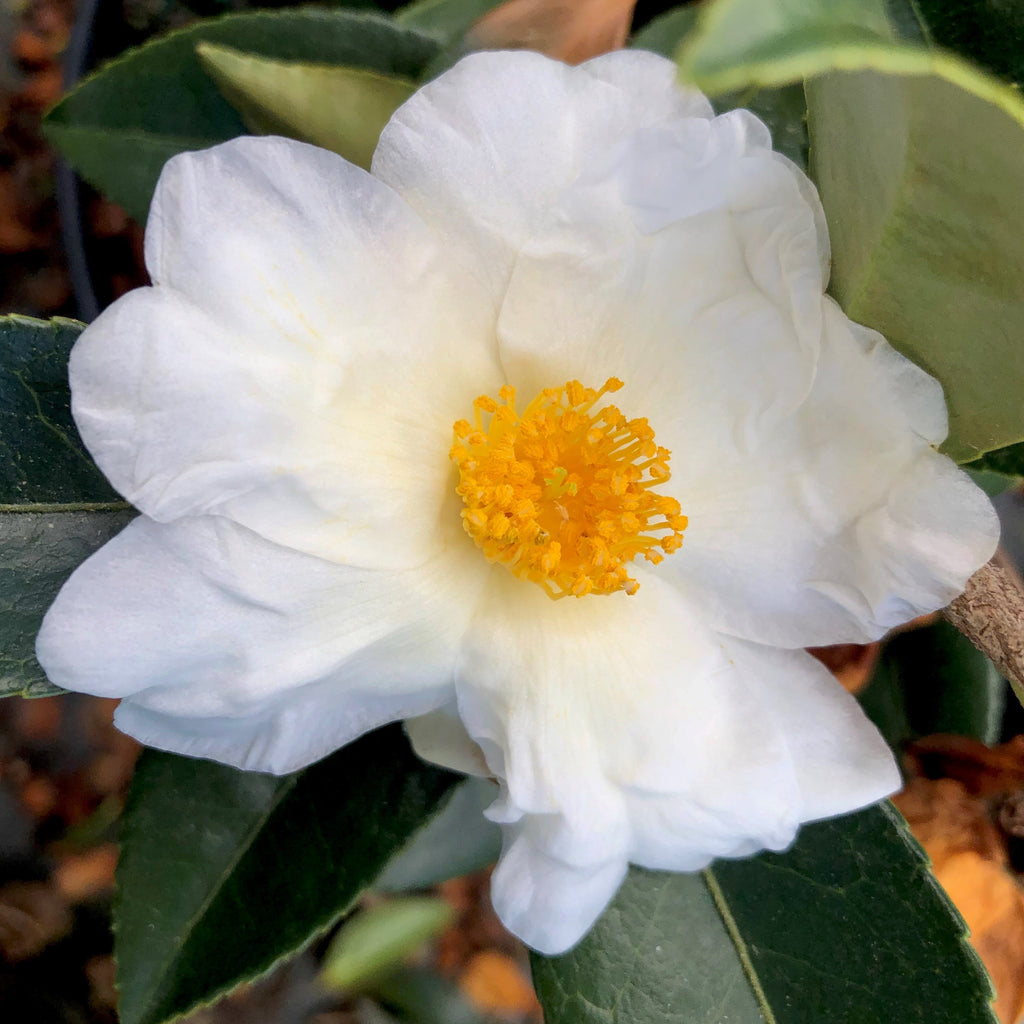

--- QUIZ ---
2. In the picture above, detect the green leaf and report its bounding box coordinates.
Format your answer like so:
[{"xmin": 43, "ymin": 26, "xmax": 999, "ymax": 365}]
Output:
[
  {"xmin": 0, "ymin": 315, "xmax": 131, "ymax": 698},
  {"xmin": 965, "ymin": 467, "xmax": 1020, "ymax": 498},
  {"xmin": 859, "ymin": 620, "xmax": 1006, "ymax": 752},
  {"xmin": 532, "ymin": 867, "xmax": 766, "ymax": 1023},
  {"xmin": 808, "ymin": 59, "xmax": 1024, "ymax": 462},
  {"xmin": 395, "ymin": 0, "xmax": 502, "ymax": 41},
  {"xmin": 376, "ymin": 776, "xmax": 501, "ymax": 892},
  {"xmin": 372, "ymin": 966, "xmax": 494, "ymax": 1024},
  {"xmin": 675, "ymin": 0, "xmax": 1024, "ymax": 462},
  {"xmin": 45, "ymin": 10, "xmax": 440, "ymax": 222},
  {"xmin": 676, "ymin": 0, "xmax": 898, "ymax": 94},
  {"xmin": 0, "ymin": 508, "xmax": 135, "ymax": 698},
  {"xmin": 967, "ymin": 440, "xmax": 1024, "ymax": 479},
  {"xmin": 632, "ymin": 6, "xmax": 808, "ymax": 170},
  {"xmin": 534, "ymin": 803, "xmax": 996, "ymax": 1024},
  {"xmin": 0, "ymin": 315, "xmax": 113, "ymax": 504},
  {"xmin": 115, "ymin": 727, "xmax": 458, "ymax": 1024},
  {"xmin": 630, "ymin": 6, "xmax": 700, "ymax": 54},
  {"xmin": 911, "ymin": 0, "xmax": 1024, "ymax": 85},
  {"xmin": 320, "ymin": 897, "xmax": 455, "ymax": 993},
  {"xmin": 196, "ymin": 43, "xmax": 417, "ymax": 170}
]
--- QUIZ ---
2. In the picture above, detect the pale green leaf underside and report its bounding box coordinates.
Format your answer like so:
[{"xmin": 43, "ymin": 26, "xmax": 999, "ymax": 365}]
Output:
[
  {"xmin": 196, "ymin": 43, "xmax": 417, "ymax": 170},
  {"xmin": 44, "ymin": 9, "xmax": 439, "ymax": 221},
  {"xmin": 320, "ymin": 897, "xmax": 455, "ymax": 993},
  {"xmin": 676, "ymin": 0, "xmax": 1024, "ymax": 461}
]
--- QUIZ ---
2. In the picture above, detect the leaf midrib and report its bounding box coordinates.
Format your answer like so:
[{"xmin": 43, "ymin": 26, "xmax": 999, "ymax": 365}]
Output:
[
  {"xmin": 703, "ymin": 868, "xmax": 777, "ymax": 1024},
  {"xmin": 123, "ymin": 771, "xmax": 301, "ymax": 1024},
  {"xmin": 0, "ymin": 502, "xmax": 132, "ymax": 513}
]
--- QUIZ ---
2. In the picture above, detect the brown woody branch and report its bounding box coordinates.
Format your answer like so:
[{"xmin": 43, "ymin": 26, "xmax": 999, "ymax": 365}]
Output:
[{"xmin": 944, "ymin": 552, "xmax": 1024, "ymax": 696}]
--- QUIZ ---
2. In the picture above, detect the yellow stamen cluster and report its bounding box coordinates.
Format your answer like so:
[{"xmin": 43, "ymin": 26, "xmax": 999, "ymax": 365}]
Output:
[{"xmin": 450, "ymin": 378, "xmax": 688, "ymax": 599}]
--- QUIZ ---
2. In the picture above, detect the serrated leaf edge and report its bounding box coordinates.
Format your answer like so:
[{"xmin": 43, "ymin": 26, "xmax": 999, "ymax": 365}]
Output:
[
  {"xmin": 114, "ymin": 769, "xmax": 309, "ymax": 1024},
  {"xmin": 878, "ymin": 800, "xmax": 999, "ymax": 1020},
  {"xmin": 44, "ymin": 6, "xmax": 438, "ymax": 128}
]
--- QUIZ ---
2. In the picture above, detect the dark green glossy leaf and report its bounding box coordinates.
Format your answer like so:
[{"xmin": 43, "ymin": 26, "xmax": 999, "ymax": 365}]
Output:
[
  {"xmin": 115, "ymin": 728, "xmax": 458, "ymax": 1024},
  {"xmin": 0, "ymin": 508, "xmax": 135, "ymax": 698},
  {"xmin": 912, "ymin": 0, "xmax": 1024, "ymax": 85},
  {"xmin": 45, "ymin": 10, "xmax": 440, "ymax": 222},
  {"xmin": 859, "ymin": 620, "xmax": 1006, "ymax": 750},
  {"xmin": 534, "ymin": 804, "xmax": 996, "ymax": 1024},
  {"xmin": 0, "ymin": 314, "xmax": 130, "ymax": 698},
  {"xmin": 375, "ymin": 776, "xmax": 500, "ymax": 892},
  {"xmin": 967, "ymin": 440, "xmax": 1024, "ymax": 480},
  {"xmin": 533, "ymin": 867, "xmax": 765, "ymax": 1024},
  {"xmin": 965, "ymin": 467, "xmax": 1020, "ymax": 498},
  {"xmin": 0, "ymin": 315, "xmax": 113, "ymax": 504},
  {"xmin": 632, "ymin": 5, "xmax": 807, "ymax": 170},
  {"xmin": 395, "ymin": 0, "xmax": 502, "ymax": 41},
  {"xmin": 629, "ymin": 5, "xmax": 699, "ymax": 54},
  {"xmin": 372, "ymin": 966, "xmax": 495, "ymax": 1024}
]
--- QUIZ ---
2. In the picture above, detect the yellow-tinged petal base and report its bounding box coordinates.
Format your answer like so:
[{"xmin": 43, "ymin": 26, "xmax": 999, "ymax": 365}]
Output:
[{"xmin": 450, "ymin": 378, "xmax": 687, "ymax": 599}]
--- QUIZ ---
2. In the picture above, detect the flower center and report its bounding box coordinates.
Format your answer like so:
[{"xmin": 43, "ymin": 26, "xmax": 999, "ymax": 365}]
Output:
[{"xmin": 450, "ymin": 378, "xmax": 688, "ymax": 599}]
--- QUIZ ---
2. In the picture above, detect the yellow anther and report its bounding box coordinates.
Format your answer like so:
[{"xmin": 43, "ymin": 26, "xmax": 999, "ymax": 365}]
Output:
[{"xmin": 450, "ymin": 378, "xmax": 687, "ymax": 599}]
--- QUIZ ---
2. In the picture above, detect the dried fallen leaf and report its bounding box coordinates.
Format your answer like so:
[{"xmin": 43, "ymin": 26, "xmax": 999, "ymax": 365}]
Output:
[
  {"xmin": 470, "ymin": 0, "xmax": 636, "ymax": 64},
  {"xmin": 894, "ymin": 776, "xmax": 1006, "ymax": 868},
  {"xmin": 895, "ymin": 777, "xmax": 1024, "ymax": 1024},
  {"xmin": 0, "ymin": 881, "xmax": 72, "ymax": 961},
  {"xmin": 86, "ymin": 955, "xmax": 118, "ymax": 1013},
  {"xmin": 54, "ymin": 844, "xmax": 119, "ymax": 902},
  {"xmin": 459, "ymin": 949, "xmax": 541, "ymax": 1018},
  {"xmin": 937, "ymin": 853, "xmax": 1024, "ymax": 1024},
  {"xmin": 905, "ymin": 735, "xmax": 1024, "ymax": 797},
  {"xmin": 807, "ymin": 641, "xmax": 881, "ymax": 695}
]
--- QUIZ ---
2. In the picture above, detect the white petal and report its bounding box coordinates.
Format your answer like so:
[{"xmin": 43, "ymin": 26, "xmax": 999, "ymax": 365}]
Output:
[
  {"xmin": 36, "ymin": 515, "xmax": 489, "ymax": 773},
  {"xmin": 721, "ymin": 641, "xmax": 901, "ymax": 823},
  {"xmin": 453, "ymin": 568, "xmax": 896, "ymax": 950},
  {"xmin": 73, "ymin": 136, "xmax": 500, "ymax": 568},
  {"xmin": 496, "ymin": 146, "xmax": 996, "ymax": 646},
  {"xmin": 405, "ymin": 704, "xmax": 490, "ymax": 777},
  {"xmin": 496, "ymin": 110, "xmax": 827, "ymax": 459},
  {"xmin": 372, "ymin": 49, "xmax": 712, "ymax": 309},
  {"xmin": 670, "ymin": 300, "xmax": 1000, "ymax": 646},
  {"xmin": 489, "ymin": 826, "xmax": 627, "ymax": 955}
]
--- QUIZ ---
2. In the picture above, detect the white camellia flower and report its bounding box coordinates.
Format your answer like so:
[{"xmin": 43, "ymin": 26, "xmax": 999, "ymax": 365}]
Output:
[{"xmin": 37, "ymin": 49, "xmax": 997, "ymax": 954}]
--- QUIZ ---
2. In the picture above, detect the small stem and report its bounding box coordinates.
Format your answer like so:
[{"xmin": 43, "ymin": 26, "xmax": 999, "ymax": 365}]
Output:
[{"xmin": 944, "ymin": 552, "xmax": 1024, "ymax": 703}]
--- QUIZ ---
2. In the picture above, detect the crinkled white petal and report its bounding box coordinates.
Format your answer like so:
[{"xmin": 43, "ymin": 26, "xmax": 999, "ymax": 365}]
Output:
[
  {"xmin": 495, "ymin": 131, "xmax": 997, "ymax": 645},
  {"xmin": 372, "ymin": 49, "xmax": 712, "ymax": 308},
  {"xmin": 490, "ymin": 826, "xmax": 628, "ymax": 956},
  {"xmin": 452, "ymin": 567, "xmax": 897, "ymax": 952},
  {"xmin": 497, "ymin": 113, "xmax": 827, "ymax": 458},
  {"xmin": 670, "ymin": 300, "xmax": 999, "ymax": 646},
  {"xmin": 71, "ymin": 136, "xmax": 500, "ymax": 569},
  {"xmin": 36, "ymin": 515, "xmax": 489, "ymax": 773}
]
